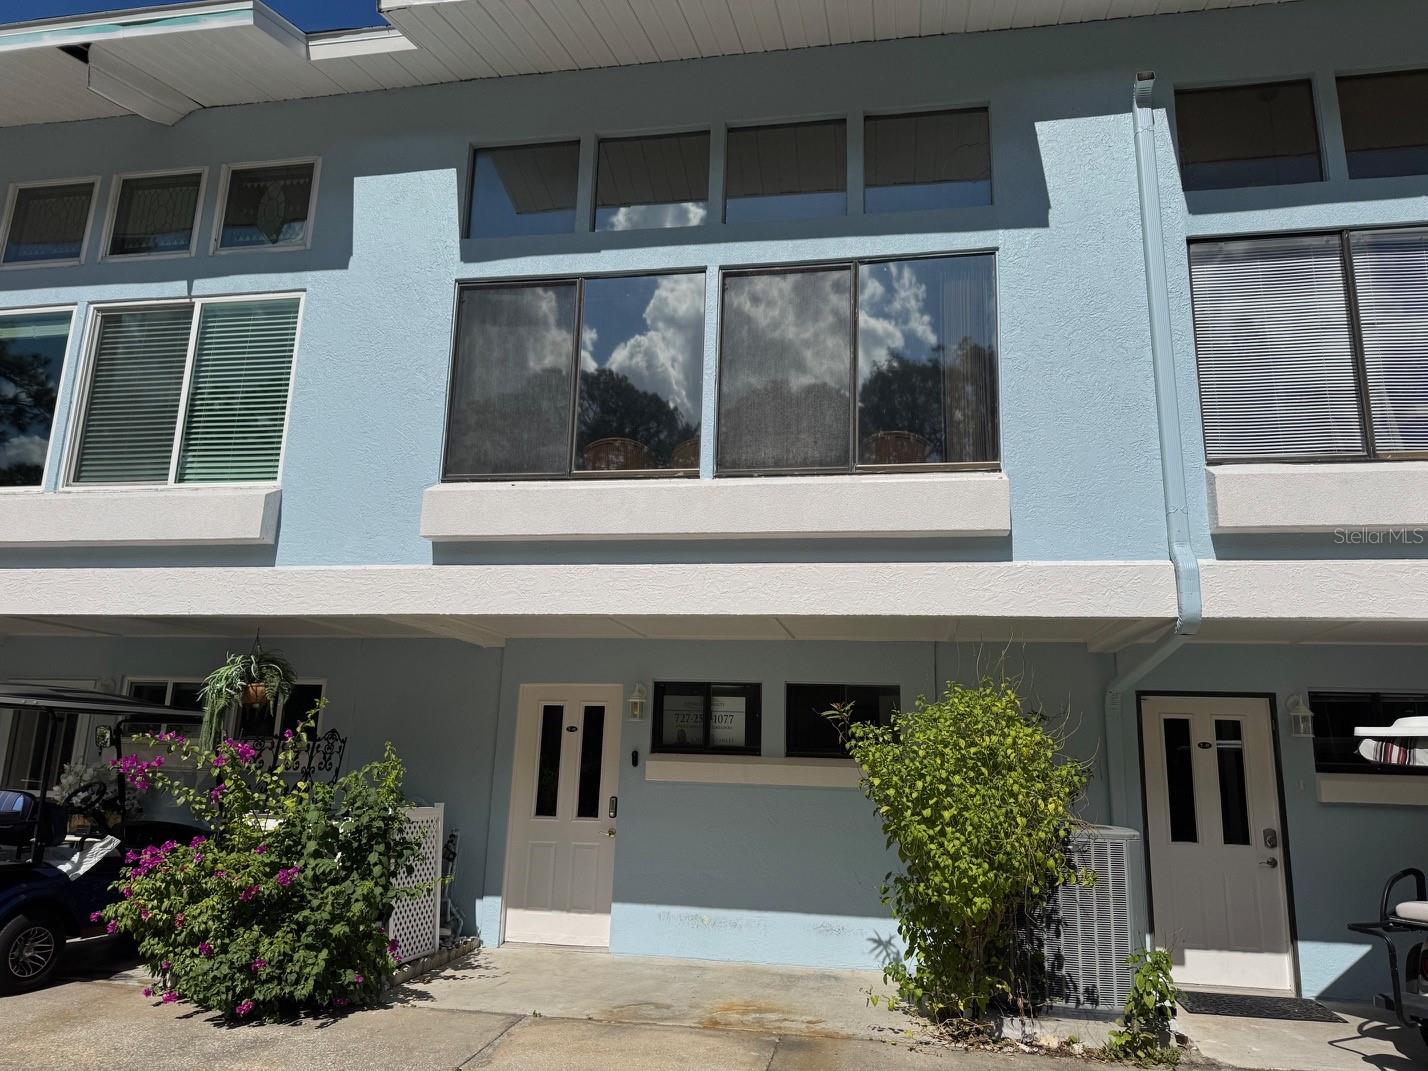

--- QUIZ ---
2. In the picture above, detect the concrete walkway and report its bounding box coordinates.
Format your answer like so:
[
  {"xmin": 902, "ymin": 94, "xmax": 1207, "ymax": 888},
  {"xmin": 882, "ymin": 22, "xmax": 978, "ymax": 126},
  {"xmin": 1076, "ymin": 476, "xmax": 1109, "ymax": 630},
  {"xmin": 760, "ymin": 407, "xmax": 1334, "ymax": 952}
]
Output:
[{"xmin": 6, "ymin": 942, "xmax": 1427, "ymax": 1070}]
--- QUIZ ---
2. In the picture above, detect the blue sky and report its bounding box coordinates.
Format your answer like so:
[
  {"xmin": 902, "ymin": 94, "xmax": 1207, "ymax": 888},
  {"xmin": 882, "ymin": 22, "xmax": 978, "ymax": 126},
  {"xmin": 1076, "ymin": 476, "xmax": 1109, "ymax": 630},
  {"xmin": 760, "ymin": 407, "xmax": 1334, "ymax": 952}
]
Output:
[{"xmin": 4, "ymin": 0, "xmax": 383, "ymax": 32}]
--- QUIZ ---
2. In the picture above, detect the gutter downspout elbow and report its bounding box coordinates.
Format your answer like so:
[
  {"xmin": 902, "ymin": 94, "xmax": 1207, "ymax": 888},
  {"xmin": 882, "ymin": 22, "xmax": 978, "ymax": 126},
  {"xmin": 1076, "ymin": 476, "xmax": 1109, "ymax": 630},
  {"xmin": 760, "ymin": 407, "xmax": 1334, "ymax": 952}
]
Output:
[{"xmin": 1104, "ymin": 71, "xmax": 1205, "ymax": 830}]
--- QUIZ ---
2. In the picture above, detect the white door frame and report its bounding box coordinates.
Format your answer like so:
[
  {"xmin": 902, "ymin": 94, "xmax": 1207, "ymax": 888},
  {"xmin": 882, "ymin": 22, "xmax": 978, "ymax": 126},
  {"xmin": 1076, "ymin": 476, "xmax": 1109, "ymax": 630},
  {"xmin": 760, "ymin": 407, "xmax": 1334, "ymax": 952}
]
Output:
[
  {"xmin": 1139, "ymin": 692, "xmax": 1298, "ymax": 994},
  {"xmin": 500, "ymin": 683, "xmax": 623, "ymax": 948}
]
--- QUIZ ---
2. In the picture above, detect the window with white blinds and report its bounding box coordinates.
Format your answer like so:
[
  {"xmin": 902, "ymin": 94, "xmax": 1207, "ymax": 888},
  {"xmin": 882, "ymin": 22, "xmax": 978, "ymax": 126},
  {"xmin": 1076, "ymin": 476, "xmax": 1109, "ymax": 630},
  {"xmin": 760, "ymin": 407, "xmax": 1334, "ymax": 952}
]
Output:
[
  {"xmin": 1190, "ymin": 229, "xmax": 1428, "ymax": 462},
  {"xmin": 71, "ymin": 296, "xmax": 301, "ymax": 485},
  {"xmin": 1349, "ymin": 230, "xmax": 1428, "ymax": 455}
]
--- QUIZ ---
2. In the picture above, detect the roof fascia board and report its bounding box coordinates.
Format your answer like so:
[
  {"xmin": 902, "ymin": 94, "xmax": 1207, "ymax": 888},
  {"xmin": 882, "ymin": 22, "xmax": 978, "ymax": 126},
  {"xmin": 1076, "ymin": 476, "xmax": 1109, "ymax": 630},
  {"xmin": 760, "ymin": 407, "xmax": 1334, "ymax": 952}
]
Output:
[{"xmin": 0, "ymin": 2, "xmax": 271, "ymax": 55}]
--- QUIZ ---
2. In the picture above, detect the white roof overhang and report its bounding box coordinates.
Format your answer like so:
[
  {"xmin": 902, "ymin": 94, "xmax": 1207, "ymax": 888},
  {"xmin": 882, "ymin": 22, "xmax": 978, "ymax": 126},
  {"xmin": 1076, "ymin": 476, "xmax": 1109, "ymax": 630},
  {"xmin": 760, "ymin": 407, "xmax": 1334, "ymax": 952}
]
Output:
[{"xmin": 0, "ymin": 0, "xmax": 1302, "ymax": 128}]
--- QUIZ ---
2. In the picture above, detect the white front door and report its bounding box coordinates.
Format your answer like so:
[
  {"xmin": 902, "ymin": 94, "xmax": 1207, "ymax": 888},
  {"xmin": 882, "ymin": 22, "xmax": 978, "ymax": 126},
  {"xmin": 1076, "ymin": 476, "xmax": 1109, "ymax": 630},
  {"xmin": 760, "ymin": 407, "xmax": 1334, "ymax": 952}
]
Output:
[
  {"xmin": 1141, "ymin": 695, "xmax": 1295, "ymax": 993},
  {"xmin": 503, "ymin": 685, "xmax": 622, "ymax": 947}
]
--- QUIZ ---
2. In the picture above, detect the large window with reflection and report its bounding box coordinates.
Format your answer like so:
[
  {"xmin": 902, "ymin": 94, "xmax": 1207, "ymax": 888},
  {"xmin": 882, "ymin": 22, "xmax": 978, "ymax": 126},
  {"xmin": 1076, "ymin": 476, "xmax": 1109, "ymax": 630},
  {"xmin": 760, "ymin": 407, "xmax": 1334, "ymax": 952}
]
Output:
[
  {"xmin": 0, "ymin": 308, "xmax": 71, "ymax": 486},
  {"xmin": 469, "ymin": 141, "xmax": 581, "ymax": 239},
  {"xmin": 717, "ymin": 254, "xmax": 998, "ymax": 475},
  {"xmin": 444, "ymin": 272, "xmax": 706, "ymax": 478}
]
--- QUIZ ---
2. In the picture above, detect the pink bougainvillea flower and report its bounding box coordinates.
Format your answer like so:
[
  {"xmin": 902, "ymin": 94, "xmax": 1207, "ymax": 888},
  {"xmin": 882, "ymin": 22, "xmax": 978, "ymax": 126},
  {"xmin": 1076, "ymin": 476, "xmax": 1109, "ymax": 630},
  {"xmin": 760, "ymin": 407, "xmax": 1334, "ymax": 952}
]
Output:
[
  {"xmin": 239, "ymin": 885, "xmax": 259, "ymax": 902},
  {"xmin": 161, "ymin": 991, "xmax": 178, "ymax": 1004},
  {"xmin": 209, "ymin": 783, "xmax": 226, "ymax": 802},
  {"xmin": 139, "ymin": 908, "xmax": 151, "ymax": 921},
  {"xmin": 353, "ymin": 974, "xmax": 364, "ymax": 985},
  {"xmin": 283, "ymin": 729, "xmax": 294, "ymax": 740},
  {"xmin": 142, "ymin": 987, "xmax": 153, "ymax": 998},
  {"xmin": 174, "ymin": 913, "xmax": 185, "ymax": 930},
  {"xmin": 89, "ymin": 911, "xmax": 102, "ymax": 923},
  {"xmin": 250, "ymin": 958, "xmax": 267, "ymax": 972},
  {"xmin": 234, "ymin": 999, "xmax": 255, "ymax": 1018},
  {"xmin": 198, "ymin": 941, "xmax": 213, "ymax": 957},
  {"xmin": 214, "ymin": 869, "xmax": 227, "ymax": 879},
  {"xmin": 275, "ymin": 866, "xmax": 300, "ymax": 888},
  {"xmin": 189, "ymin": 835, "xmax": 206, "ymax": 848},
  {"xmin": 105, "ymin": 921, "xmax": 118, "ymax": 935},
  {"xmin": 160, "ymin": 960, "xmax": 172, "ymax": 972},
  {"xmin": 122, "ymin": 886, "xmax": 133, "ymax": 899},
  {"xmin": 386, "ymin": 937, "xmax": 400, "ymax": 954},
  {"xmin": 254, "ymin": 843, "xmax": 267, "ymax": 855},
  {"xmin": 333, "ymin": 997, "xmax": 348, "ymax": 1008}
]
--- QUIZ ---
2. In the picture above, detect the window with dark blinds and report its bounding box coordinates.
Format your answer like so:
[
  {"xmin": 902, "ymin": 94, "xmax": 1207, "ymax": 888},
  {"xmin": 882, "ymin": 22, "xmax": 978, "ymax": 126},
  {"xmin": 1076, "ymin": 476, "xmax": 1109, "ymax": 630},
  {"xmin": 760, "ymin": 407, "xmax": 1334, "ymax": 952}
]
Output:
[
  {"xmin": 3, "ymin": 181, "xmax": 94, "ymax": 265},
  {"xmin": 1191, "ymin": 228, "xmax": 1428, "ymax": 462}
]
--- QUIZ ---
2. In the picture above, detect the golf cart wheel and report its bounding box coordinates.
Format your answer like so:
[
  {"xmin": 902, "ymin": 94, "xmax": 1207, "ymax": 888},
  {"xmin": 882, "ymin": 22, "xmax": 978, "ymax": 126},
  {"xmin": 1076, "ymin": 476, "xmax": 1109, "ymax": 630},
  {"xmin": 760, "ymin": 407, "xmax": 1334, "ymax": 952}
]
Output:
[{"xmin": 0, "ymin": 911, "xmax": 65, "ymax": 994}]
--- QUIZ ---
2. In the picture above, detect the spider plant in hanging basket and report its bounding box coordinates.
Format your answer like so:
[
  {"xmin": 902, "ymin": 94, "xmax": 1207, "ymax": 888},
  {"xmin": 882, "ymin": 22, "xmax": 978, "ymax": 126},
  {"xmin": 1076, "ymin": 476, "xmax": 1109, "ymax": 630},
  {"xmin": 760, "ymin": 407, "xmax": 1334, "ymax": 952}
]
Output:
[{"xmin": 198, "ymin": 643, "xmax": 296, "ymax": 750}]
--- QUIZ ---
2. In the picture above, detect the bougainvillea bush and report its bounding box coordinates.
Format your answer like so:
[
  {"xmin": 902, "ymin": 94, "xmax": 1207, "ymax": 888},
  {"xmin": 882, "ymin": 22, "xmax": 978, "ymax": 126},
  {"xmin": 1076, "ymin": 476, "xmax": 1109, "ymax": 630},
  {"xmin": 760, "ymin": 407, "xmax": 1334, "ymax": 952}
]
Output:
[{"xmin": 101, "ymin": 719, "xmax": 428, "ymax": 1020}]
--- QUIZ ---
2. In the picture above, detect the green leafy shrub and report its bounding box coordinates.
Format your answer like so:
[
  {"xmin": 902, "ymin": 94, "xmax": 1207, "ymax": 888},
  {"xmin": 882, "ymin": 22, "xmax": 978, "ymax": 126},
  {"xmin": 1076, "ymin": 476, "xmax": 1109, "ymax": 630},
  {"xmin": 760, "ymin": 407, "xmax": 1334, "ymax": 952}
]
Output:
[
  {"xmin": 1104, "ymin": 949, "xmax": 1181, "ymax": 1066},
  {"xmin": 828, "ymin": 678, "xmax": 1090, "ymax": 1021},
  {"xmin": 102, "ymin": 717, "xmax": 429, "ymax": 1020}
]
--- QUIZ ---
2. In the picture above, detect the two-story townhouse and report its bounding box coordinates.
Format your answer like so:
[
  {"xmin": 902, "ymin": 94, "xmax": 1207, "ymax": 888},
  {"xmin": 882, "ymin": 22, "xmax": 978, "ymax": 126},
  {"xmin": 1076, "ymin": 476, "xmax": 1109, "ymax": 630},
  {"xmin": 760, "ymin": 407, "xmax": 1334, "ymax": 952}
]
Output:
[{"xmin": 0, "ymin": 0, "xmax": 1425, "ymax": 1006}]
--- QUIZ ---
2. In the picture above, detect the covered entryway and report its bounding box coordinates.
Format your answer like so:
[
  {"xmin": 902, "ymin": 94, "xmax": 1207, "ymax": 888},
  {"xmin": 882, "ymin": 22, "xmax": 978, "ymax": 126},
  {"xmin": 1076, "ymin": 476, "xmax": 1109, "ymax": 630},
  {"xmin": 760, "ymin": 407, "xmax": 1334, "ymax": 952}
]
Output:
[
  {"xmin": 501, "ymin": 685, "xmax": 623, "ymax": 947},
  {"xmin": 1140, "ymin": 694, "xmax": 1294, "ymax": 993}
]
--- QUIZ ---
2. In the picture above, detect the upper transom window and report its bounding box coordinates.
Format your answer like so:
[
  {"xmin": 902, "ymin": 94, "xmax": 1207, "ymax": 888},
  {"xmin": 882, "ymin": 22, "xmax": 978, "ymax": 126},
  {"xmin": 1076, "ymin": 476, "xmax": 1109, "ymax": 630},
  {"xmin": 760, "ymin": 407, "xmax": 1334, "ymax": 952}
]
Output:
[
  {"xmin": 1175, "ymin": 81, "xmax": 1322, "ymax": 192},
  {"xmin": 725, "ymin": 119, "xmax": 847, "ymax": 223},
  {"xmin": 469, "ymin": 141, "xmax": 580, "ymax": 239},
  {"xmin": 595, "ymin": 131, "xmax": 710, "ymax": 232},
  {"xmin": 1337, "ymin": 69, "xmax": 1428, "ymax": 180},
  {"xmin": 717, "ymin": 254, "xmax": 999, "ymax": 475},
  {"xmin": 105, "ymin": 170, "xmax": 205, "ymax": 258},
  {"xmin": 2, "ymin": 180, "xmax": 96, "ymax": 266},
  {"xmin": 865, "ymin": 109, "xmax": 992, "ymax": 212},
  {"xmin": 444, "ymin": 273, "xmax": 706, "ymax": 479},
  {"xmin": 215, "ymin": 160, "xmax": 318, "ymax": 252},
  {"xmin": 71, "ymin": 296, "xmax": 302, "ymax": 486}
]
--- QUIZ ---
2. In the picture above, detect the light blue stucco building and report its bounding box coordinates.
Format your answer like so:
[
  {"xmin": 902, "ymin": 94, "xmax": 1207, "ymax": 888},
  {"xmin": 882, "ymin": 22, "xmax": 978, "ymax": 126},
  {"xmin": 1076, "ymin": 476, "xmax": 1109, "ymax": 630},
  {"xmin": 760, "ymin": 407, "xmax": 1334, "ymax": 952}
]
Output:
[{"xmin": 0, "ymin": 0, "xmax": 1426, "ymax": 1004}]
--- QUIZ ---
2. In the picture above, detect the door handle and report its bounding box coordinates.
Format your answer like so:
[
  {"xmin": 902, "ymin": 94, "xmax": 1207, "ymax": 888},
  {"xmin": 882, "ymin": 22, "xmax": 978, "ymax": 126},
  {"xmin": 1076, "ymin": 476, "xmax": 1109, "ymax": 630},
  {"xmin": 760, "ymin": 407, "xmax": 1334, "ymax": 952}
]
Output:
[
  {"xmin": 605, "ymin": 828, "xmax": 617, "ymax": 838},
  {"xmin": 1260, "ymin": 858, "xmax": 1279, "ymax": 869}
]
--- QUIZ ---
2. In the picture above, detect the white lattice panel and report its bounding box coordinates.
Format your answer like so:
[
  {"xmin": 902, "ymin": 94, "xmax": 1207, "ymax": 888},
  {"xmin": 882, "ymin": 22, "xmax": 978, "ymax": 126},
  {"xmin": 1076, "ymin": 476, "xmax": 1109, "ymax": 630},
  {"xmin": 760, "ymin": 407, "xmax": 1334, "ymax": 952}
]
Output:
[{"xmin": 389, "ymin": 804, "xmax": 442, "ymax": 963}]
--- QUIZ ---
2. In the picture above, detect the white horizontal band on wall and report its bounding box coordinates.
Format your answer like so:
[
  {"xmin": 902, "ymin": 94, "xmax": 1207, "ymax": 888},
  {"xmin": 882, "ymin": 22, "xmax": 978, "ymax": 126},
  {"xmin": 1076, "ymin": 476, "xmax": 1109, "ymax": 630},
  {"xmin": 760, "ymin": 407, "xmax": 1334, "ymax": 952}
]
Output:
[
  {"xmin": 1207, "ymin": 463, "xmax": 1428, "ymax": 534},
  {"xmin": 421, "ymin": 472, "xmax": 1011, "ymax": 542},
  {"xmin": 1201, "ymin": 559, "xmax": 1428, "ymax": 621},
  {"xmin": 0, "ymin": 487, "xmax": 280, "ymax": 547},
  {"xmin": 0, "ymin": 560, "xmax": 1176, "ymax": 620}
]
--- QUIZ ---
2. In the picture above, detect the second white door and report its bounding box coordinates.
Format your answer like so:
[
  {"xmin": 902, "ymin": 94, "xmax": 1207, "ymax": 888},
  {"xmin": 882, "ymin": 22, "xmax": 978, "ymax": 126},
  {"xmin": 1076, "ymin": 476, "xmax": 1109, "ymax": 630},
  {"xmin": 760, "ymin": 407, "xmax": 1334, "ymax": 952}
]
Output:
[
  {"xmin": 503, "ymin": 685, "xmax": 622, "ymax": 947},
  {"xmin": 1141, "ymin": 695, "xmax": 1295, "ymax": 992}
]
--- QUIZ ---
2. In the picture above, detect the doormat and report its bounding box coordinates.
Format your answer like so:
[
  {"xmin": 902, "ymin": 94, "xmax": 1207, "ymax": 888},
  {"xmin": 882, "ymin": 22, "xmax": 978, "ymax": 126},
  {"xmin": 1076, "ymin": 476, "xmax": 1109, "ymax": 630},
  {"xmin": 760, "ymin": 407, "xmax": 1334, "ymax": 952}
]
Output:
[{"xmin": 1177, "ymin": 991, "xmax": 1344, "ymax": 1022}]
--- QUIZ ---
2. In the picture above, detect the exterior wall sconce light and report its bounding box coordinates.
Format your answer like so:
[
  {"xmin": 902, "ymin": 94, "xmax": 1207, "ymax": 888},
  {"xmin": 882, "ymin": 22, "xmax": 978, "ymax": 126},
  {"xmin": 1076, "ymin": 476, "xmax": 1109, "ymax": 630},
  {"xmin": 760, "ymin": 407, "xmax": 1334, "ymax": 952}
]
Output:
[
  {"xmin": 628, "ymin": 683, "xmax": 648, "ymax": 722},
  {"xmin": 1286, "ymin": 694, "xmax": 1315, "ymax": 738}
]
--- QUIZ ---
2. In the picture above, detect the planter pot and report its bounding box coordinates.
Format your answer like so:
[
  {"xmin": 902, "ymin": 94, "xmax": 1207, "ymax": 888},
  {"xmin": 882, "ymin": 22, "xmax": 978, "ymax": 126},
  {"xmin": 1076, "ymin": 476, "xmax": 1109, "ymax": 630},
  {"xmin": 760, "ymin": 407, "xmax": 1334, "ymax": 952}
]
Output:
[{"xmin": 240, "ymin": 683, "xmax": 269, "ymax": 707}]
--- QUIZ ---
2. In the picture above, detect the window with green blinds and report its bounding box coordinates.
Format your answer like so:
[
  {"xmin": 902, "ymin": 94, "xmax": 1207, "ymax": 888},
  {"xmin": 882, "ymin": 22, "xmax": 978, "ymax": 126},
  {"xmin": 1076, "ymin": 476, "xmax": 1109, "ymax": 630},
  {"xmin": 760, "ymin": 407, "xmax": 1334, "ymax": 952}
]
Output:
[
  {"xmin": 72, "ymin": 297, "xmax": 300, "ymax": 485},
  {"xmin": 177, "ymin": 299, "xmax": 299, "ymax": 482},
  {"xmin": 73, "ymin": 307, "xmax": 193, "ymax": 484}
]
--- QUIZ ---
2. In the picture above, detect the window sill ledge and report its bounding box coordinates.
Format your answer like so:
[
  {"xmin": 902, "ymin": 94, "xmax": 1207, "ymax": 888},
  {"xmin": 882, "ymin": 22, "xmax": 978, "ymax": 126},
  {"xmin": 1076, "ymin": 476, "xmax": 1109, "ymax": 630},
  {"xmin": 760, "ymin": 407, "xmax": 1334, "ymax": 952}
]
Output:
[
  {"xmin": 0, "ymin": 487, "xmax": 281, "ymax": 547},
  {"xmin": 1316, "ymin": 772, "xmax": 1428, "ymax": 807},
  {"xmin": 421, "ymin": 472, "xmax": 1009, "ymax": 541},
  {"xmin": 1208, "ymin": 462, "xmax": 1428, "ymax": 534},
  {"xmin": 644, "ymin": 753, "xmax": 862, "ymax": 788}
]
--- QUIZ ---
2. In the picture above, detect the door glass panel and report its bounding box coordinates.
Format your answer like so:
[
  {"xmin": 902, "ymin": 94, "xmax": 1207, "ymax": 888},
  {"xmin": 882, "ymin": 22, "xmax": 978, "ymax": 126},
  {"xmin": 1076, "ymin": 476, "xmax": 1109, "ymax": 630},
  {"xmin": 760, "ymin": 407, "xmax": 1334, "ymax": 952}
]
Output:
[
  {"xmin": 1163, "ymin": 717, "xmax": 1198, "ymax": 843},
  {"xmin": 1215, "ymin": 719, "xmax": 1252, "ymax": 846},
  {"xmin": 576, "ymin": 706, "xmax": 606, "ymax": 819},
  {"xmin": 534, "ymin": 704, "xmax": 563, "ymax": 817}
]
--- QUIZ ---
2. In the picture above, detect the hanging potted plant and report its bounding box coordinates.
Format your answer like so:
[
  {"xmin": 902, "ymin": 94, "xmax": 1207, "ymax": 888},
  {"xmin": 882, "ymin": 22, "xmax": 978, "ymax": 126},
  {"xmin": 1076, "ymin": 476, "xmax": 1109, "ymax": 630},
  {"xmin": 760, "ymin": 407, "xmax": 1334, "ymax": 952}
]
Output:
[{"xmin": 198, "ymin": 640, "xmax": 296, "ymax": 750}]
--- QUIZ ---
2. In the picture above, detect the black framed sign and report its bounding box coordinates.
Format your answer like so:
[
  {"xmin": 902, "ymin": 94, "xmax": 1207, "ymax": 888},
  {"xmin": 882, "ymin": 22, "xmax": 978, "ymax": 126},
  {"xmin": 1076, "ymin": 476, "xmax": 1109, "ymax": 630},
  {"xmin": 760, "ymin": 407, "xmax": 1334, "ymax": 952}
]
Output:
[{"xmin": 652, "ymin": 681, "xmax": 761, "ymax": 754}]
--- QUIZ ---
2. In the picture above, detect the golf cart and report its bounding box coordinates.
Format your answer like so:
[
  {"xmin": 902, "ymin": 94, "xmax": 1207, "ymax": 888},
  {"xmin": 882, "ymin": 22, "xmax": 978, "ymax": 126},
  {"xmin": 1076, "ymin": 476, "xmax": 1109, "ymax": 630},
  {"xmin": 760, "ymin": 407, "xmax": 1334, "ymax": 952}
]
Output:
[{"xmin": 0, "ymin": 683, "xmax": 204, "ymax": 995}]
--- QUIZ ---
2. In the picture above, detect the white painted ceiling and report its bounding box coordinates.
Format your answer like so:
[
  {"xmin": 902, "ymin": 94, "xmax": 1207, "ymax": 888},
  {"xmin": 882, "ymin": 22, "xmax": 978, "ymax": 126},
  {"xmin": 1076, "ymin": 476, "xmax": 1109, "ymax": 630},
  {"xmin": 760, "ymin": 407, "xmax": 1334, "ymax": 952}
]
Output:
[{"xmin": 0, "ymin": 0, "xmax": 1301, "ymax": 127}]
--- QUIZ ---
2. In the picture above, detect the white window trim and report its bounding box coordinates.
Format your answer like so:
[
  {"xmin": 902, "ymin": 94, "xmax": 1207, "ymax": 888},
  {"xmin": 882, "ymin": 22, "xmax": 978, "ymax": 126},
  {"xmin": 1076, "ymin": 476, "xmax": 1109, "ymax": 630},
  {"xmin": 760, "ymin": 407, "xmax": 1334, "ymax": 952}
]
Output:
[
  {"xmin": 209, "ymin": 156, "xmax": 321, "ymax": 256},
  {"xmin": 62, "ymin": 291, "xmax": 306, "ymax": 490},
  {"xmin": 0, "ymin": 176, "xmax": 100, "ymax": 270},
  {"xmin": 99, "ymin": 166, "xmax": 208, "ymax": 262},
  {"xmin": 0, "ymin": 303, "xmax": 77, "ymax": 493}
]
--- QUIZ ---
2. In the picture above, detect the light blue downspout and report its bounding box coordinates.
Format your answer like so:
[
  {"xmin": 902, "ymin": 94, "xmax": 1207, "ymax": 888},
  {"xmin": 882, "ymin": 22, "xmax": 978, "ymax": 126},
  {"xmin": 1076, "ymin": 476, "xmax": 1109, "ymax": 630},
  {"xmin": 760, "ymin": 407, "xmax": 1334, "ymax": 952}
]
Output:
[{"xmin": 1103, "ymin": 72, "xmax": 1204, "ymax": 840}]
